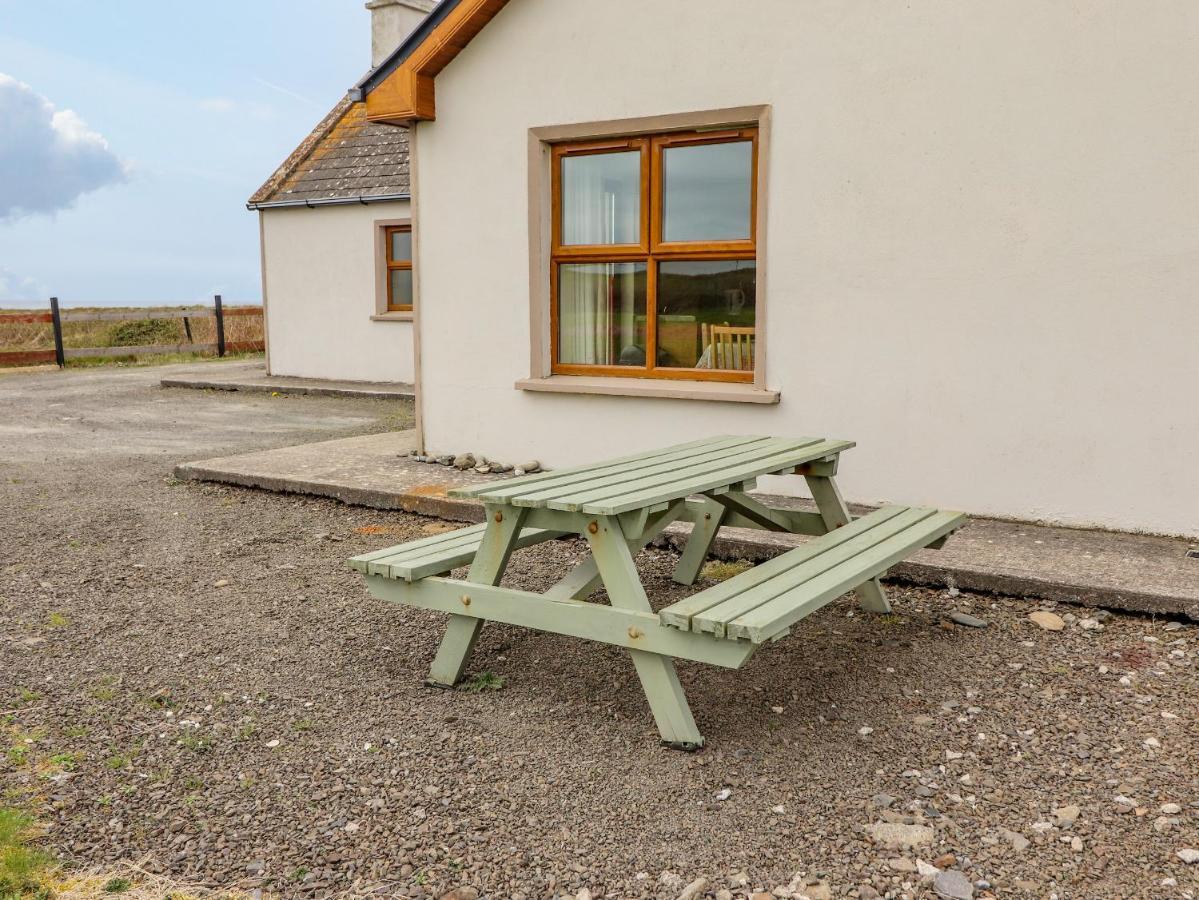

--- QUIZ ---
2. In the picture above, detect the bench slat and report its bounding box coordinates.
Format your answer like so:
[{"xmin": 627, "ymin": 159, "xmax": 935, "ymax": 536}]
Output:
[
  {"xmin": 349, "ymin": 524, "xmax": 561, "ymax": 582},
  {"xmin": 658, "ymin": 506, "xmax": 909, "ymax": 630},
  {"xmin": 506, "ymin": 435, "xmax": 773, "ymax": 507},
  {"xmin": 348, "ymin": 524, "xmax": 489, "ymax": 569},
  {"xmin": 725, "ymin": 509, "xmax": 965, "ymax": 642},
  {"xmin": 449, "ymin": 435, "xmax": 744, "ymax": 502},
  {"xmin": 365, "ymin": 529, "xmax": 498, "ymax": 577},
  {"xmin": 691, "ymin": 507, "xmax": 940, "ymax": 636},
  {"xmin": 565, "ymin": 439, "xmax": 855, "ymax": 516}
]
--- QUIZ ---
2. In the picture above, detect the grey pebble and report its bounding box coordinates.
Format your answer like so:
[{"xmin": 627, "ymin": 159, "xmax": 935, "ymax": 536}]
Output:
[
  {"xmin": 949, "ymin": 611, "xmax": 988, "ymax": 628},
  {"xmin": 933, "ymin": 869, "xmax": 974, "ymax": 899}
]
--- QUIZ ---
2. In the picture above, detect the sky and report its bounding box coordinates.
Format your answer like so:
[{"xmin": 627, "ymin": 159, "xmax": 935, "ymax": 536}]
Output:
[{"xmin": 0, "ymin": 1, "xmax": 370, "ymax": 308}]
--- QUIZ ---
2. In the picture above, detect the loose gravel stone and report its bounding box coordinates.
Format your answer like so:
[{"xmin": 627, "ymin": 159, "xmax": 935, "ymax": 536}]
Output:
[
  {"xmin": 1028, "ymin": 610, "xmax": 1065, "ymax": 631},
  {"xmin": 933, "ymin": 869, "xmax": 973, "ymax": 899},
  {"xmin": 866, "ymin": 822, "xmax": 934, "ymax": 849},
  {"xmin": 1001, "ymin": 829, "xmax": 1030, "ymax": 852},
  {"xmin": 1053, "ymin": 804, "xmax": 1081, "ymax": 826},
  {"xmin": 949, "ymin": 612, "xmax": 988, "ymax": 628}
]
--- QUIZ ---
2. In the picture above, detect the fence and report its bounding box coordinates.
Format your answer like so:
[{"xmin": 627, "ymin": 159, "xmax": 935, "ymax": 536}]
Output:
[{"xmin": 0, "ymin": 295, "xmax": 264, "ymax": 368}]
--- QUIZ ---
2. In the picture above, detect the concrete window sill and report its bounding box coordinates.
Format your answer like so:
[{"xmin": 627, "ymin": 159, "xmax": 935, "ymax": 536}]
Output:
[
  {"xmin": 370, "ymin": 312, "xmax": 413, "ymax": 322},
  {"xmin": 515, "ymin": 375, "xmax": 780, "ymax": 404}
]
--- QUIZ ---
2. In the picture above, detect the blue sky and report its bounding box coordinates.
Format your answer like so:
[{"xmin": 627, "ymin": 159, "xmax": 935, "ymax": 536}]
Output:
[{"xmin": 0, "ymin": 1, "xmax": 370, "ymax": 307}]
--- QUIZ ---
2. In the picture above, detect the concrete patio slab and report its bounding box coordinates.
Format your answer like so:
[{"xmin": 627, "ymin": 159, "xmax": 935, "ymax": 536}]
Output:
[
  {"xmin": 175, "ymin": 431, "xmax": 1199, "ymax": 619},
  {"xmin": 161, "ymin": 361, "xmax": 414, "ymax": 400}
]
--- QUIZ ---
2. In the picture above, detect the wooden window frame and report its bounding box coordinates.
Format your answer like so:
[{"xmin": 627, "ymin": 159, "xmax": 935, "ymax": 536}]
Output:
[
  {"xmin": 549, "ymin": 127, "xmax": 759, "ymax": 384},
  {"xmin": 384, "ymin": 224, "xmax": 414, "ymax": 312}
]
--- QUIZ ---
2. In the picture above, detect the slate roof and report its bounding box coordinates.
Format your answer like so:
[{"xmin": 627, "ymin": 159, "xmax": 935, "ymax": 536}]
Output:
[{"xmin": 248, "ymin": 97, "xmax": 411, "ymax": 206}]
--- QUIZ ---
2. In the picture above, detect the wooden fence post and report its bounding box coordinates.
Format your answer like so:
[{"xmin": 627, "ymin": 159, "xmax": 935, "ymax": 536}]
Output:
[
  {"xmin": 213, "ymin": 294, "xmax": 226, "ymax": 357},
  {"xmin": 49, "ymin": 297, "xmax": 65, "ymax": 368}
]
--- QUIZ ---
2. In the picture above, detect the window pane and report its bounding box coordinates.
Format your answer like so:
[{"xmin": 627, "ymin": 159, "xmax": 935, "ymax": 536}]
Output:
[
  {"xmin": 389, "ymin": 269, "xmax": 413, "ymax": 307},
  {"xmin": 390, "ymin": 229, "xmax": 412, "ymax": 262},
  {"xmin": 662, "ymin": 141, "xmax": 752, "ymax": 243},
  {"xmin": 656, "ymin": 260, "xmax": 756, "ymax": 371},
  {"xmin": 558, "ymin": 263, "xmax": 647, "ymax": 367},
  {"xmin": 561, "ymin": 151, "xmax": 641, "ymax": 245}
]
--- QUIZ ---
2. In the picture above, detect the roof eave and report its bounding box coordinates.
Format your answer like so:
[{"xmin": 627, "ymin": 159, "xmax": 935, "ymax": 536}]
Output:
[
  {"xmin": 352, "ymin": 0, "xmax": 465, "ymax": 97},
  {"xmin": 353, "ymin": 0, "xmax": 511, "ymax": 125},
  {"xmin": 246, "ymin": 193, "xmax": 411, "ymax": 211}
]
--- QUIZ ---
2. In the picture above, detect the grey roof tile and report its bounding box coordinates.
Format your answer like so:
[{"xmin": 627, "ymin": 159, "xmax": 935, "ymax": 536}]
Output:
[{"xmin": 248, "ymin": 98, "xmax": 410, "ymax": 204}]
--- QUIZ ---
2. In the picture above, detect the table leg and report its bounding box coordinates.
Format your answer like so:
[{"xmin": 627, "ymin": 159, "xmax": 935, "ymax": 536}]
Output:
[
  {"xmin": 672, "ymin": 496, "xmax": 727, "ymax": 586},
  {"xmin": 548, "ymin": 501, "xmax": 685, "ymax": 601},
  {"xmin": 804, "ymin": 475, "xmax": 892, "ymax": 614},
  {"xmin": 426, "ymin": 505, "xmax": 528, "ymax": 687},
  {"xmin": 587, "ymin": 514, "xmax": 704, "ymax": 750}
]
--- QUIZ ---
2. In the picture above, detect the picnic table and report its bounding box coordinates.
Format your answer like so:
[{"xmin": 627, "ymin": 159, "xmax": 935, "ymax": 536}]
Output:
[{"xmin": 350, "ymin": 435, "xmax": 964, "ymax": 749}]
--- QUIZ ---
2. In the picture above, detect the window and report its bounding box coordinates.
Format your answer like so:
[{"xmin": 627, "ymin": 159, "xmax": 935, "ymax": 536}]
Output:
[
  {"xmin": 551, "ymin": 128, "xmax": 758, "ymax": 382},
  {"xmin": 384, "ymin": 225, "xmax": 414, "ymax": 312}
]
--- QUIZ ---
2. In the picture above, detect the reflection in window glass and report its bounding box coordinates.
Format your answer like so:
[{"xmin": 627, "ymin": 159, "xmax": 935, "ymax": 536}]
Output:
[
  {"xmin": 558, "ymin": 263, "xmax": 647, "ymax": 366},
  {"xmin": 662, "ymin": 141, "xmax": 752, "ymax": 243},
  {"xmin": 390, "ymin": 229, "xmax": 412, "ymax": 262},
  {"xmin": 656, "ymin": 260, "xmax": 756, "ymax": 371},
  {"xmin": 389, "ymin": 269, "xmax": 413, "ymax": 307},
  {"xmin": 561, "ymin": 151, "xmax": 641, "ymax": 245}
]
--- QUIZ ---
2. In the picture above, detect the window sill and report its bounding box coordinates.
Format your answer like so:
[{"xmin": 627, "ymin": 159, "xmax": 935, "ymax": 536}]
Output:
[
  {"xmin": 370, "ymin": 311, "xmax": 413, "ymax": 322},
  {"xmin": 515, "ymin": 375, "xmax": 780, "ymax": 404}
]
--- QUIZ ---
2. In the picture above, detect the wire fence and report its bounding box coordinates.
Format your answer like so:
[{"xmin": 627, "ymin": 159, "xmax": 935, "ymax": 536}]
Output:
[{"xmin": 0, "ymin": 296, "xmax": 264, "ymax": 367}]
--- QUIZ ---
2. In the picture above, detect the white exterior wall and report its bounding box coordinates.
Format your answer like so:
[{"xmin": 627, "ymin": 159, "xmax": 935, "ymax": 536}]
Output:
[
  {"xmin": 261, "ymin": 202, "xmax": 415, "ymax": 383},
  {"xmin": 412, "ymin": 0, "xmax": 1199, "ymax": 537}
]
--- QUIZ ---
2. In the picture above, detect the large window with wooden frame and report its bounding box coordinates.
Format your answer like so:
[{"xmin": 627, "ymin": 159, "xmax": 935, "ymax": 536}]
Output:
[
  {"xmin": 551, "ymin": 128, "xmax": 758, "ymax": 382},
  {"xmin": 384, "ymin": 225, "xmax": 414, "ymax": 312}
]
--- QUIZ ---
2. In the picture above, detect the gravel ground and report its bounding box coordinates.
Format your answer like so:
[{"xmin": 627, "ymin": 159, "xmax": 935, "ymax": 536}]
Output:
[{"xmin": 2, "ymin": 368, "xmax": 1198, "ymax": 899}]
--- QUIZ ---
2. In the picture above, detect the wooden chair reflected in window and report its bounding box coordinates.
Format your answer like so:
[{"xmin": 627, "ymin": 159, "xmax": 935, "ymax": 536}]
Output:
[{"xmin": 701, "ymin": 323, "xmax": 755, "ymax": 371}]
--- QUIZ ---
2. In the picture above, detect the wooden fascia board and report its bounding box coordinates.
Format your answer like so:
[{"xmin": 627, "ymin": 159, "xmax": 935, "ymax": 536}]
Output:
[{"xmin": 365, "ymin": 0, "xmax": 510, "ymax": 125}]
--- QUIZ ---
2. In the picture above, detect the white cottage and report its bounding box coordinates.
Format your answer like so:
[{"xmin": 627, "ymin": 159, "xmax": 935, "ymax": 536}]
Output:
[
  {"xmin": 353, "ymin": 0, "xmax": 1197, "ymax": 538},
  {"xmin": 247, "ymin": 0, "xmax": 435, "ymax": 384}
]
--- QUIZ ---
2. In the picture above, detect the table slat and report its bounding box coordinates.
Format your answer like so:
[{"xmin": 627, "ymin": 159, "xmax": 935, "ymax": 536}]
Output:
[
  {"xmin": 540, "ymin": 437, "xmax": 816, "ymax": 512},
  {"xmin": 565, "ymin": 439, "xmax": 854, "ymax": 515},
  {"xmin": 449, "ymin": 435, "xmax": 738, "ymax": 502},
  {"xmin": 508, "ymin": 435, "xmax": 778, "ymax": 507}
]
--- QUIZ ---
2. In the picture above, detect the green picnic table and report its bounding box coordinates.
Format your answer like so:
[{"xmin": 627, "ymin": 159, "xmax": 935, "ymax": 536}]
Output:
[{"xmin": 350, "ymin": 435, "xmax": 964, "ymax": 749}]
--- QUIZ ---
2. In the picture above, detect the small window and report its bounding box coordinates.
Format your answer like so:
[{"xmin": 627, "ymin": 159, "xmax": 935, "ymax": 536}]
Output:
[
  {"xmin": 550, "ymin": 128, "xmax": 758, "ymax": 383},
  {"xmin": 384, "ymin": 225, "xmax": 413, "ymax": 311}
]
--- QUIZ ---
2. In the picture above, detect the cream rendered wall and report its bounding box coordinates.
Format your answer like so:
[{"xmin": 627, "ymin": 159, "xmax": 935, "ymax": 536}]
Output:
[
  {"xmin": 261, "ymin": 202, "xmax": 415, "ymax": 383},
  {"xmin": 412, "ymin": 0, "xmax": 1199, "ymax": 537}
]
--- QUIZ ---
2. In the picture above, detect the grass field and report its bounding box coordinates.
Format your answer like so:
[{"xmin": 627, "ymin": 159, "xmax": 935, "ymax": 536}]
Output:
[{"xmin": 0, "ymin": 305, "xmax": 264, "ymax": 368}]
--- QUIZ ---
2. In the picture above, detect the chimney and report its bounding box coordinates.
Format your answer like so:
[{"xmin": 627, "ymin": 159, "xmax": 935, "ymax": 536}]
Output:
[{"xmin": 365, "ymin": 0, "xmax": 437, "ymax": 68}]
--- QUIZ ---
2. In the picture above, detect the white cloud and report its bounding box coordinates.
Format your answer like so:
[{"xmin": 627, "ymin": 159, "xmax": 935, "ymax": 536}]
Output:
[
  {"xmin": 0, "ymin": 73, "xmax": 128, "ymax": 221},
  {"xmin": 0, "ymin": 266, "xmax": 45, "ymax": 303}
]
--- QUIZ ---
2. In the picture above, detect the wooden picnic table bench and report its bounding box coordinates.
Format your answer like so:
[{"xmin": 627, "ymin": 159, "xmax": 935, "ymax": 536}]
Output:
[{"xmin": 350, "ymin": 435, "xmax": 965, "ymax": 749}]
